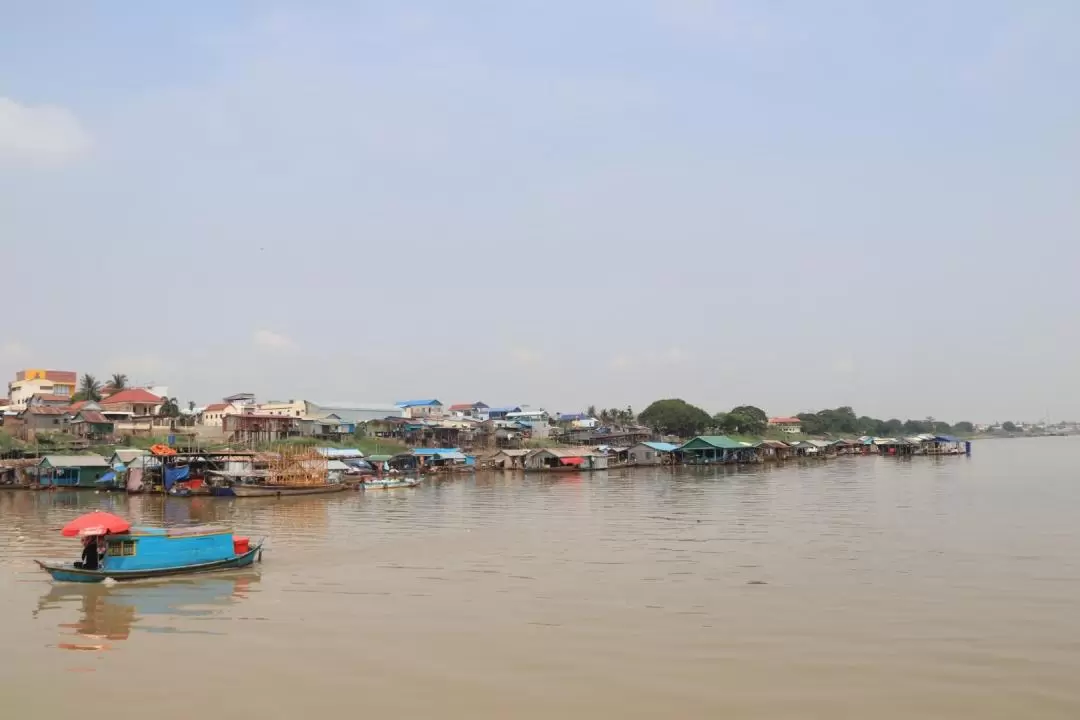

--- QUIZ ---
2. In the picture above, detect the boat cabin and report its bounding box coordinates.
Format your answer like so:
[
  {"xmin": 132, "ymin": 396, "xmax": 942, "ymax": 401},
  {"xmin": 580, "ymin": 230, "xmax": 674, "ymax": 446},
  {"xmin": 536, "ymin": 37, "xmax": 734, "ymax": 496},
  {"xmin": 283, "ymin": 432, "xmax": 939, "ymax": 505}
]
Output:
[{"xmin": 100, "ymin": 526, "xmax": 244, "ymax": 573}]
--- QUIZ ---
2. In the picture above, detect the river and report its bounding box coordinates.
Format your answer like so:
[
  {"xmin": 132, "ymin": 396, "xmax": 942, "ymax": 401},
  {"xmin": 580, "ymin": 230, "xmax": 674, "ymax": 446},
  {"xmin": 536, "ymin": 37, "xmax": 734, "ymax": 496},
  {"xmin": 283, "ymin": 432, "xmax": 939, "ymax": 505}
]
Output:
[{"xmin": 2, "ymin": 437, "xmax": 1078, "ymax": 718}]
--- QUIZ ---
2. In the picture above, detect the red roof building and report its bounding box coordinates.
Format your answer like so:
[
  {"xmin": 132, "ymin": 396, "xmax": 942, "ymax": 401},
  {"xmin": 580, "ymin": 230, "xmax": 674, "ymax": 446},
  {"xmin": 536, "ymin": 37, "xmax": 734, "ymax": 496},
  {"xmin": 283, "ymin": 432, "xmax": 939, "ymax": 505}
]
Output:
[{"xmin": 100, "ymin": 388, "xmax": 162, "ymax": 417}]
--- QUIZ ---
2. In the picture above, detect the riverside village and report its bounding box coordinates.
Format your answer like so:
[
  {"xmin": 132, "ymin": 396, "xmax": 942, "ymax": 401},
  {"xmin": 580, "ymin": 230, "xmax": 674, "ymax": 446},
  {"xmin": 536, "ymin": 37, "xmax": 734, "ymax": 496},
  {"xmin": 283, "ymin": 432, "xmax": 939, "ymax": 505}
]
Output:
[{"xmin": 0, "ymin": 367, "xmax": 1069, "ymax": 494}]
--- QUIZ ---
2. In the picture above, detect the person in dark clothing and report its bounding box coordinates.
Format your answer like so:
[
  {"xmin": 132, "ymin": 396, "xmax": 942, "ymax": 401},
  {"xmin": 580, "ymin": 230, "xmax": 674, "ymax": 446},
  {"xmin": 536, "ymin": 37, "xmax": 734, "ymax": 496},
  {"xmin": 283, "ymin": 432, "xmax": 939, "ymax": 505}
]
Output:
[{"xmin": 75, "ymin": 537, "xmax": 101, "ymax": 570}]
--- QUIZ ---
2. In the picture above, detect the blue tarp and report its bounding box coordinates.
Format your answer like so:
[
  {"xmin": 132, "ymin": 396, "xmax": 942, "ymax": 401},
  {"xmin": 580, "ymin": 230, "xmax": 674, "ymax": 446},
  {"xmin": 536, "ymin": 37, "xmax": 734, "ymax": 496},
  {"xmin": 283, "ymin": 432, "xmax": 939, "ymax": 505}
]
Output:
[
  {"xmin": 163, "ymin": 465, "xmax": 190, "ymax": 490},
  {"xmin": 95, "ymin": 471, "xmax": 117, "ymax": 484},
  {"xmin": 934, "ymin": 435, "xmax": 961, "ymax": 443}
]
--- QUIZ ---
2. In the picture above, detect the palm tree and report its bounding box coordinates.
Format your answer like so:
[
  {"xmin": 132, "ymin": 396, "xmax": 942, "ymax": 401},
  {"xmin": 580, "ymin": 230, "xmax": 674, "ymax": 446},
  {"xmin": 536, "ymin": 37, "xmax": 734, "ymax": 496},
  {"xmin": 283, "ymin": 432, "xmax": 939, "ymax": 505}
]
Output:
[
  {"xmin": 76, "ymin": 374, "xmax": 102, "ymax": 402},
  {"xmin": 110, "ymin": 373, "xmax": 128, "ymax": 391},
  {"xmin": 187, "ymin": 400, "xmax": 195, "ymax": 413},
  {"xmin": 159, "ymin": 397, "xmax": 180, "ymax": 418}
]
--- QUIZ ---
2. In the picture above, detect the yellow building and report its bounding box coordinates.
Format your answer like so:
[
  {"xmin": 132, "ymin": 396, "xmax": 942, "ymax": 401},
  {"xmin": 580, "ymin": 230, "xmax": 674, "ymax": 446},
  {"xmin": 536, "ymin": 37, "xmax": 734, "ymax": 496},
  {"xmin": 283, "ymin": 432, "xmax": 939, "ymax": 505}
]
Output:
[{"xmin": 8, "ymin": 369, "xmax": 77, "ymax": 410}]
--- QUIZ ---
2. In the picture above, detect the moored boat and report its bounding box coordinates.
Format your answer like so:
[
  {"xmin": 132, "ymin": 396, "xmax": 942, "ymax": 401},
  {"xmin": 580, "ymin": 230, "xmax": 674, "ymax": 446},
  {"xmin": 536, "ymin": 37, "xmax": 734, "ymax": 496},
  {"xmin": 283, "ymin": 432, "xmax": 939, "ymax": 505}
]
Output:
[
  {"xmin": 36, "ymin": 511, "xmax": 263, "ymax": 584},
  {"xmin": 357, "ymin": 477, "xmax": 421, "ymax": 490},
  {"xmin": 230, "ymin": 483, "xmax": 347, "ymax": 497}
]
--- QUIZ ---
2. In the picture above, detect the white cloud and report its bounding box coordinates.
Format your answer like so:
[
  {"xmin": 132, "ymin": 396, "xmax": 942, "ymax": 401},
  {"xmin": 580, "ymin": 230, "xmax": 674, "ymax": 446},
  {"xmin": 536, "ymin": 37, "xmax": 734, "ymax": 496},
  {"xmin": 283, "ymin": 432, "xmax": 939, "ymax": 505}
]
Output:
[
  {"xmin": 661, "ymin": 346, "xmax": 688, "ymax": 365},
  {"xmin": 253, "ymin": 329, "xmax": 294, "ymax": 350},
  {"xmin": 0, "ymin": 97, "xmax": 92, "ymax": 165},
  {"xmin": 509, "ymin": 346, "xmax": 541, "ymax": 366},
  {"xmin": 0, "ymin": 341, "xmax": 30, "ymax": 361}
]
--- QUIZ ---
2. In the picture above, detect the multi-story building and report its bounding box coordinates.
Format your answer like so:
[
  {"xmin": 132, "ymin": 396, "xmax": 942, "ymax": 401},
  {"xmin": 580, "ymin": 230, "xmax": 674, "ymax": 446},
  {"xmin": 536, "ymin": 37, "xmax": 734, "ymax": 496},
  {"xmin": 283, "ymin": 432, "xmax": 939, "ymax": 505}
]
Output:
[
  {"xmin": 767, "ymin": 416, "xmax": 803, "ymax": 434},
  {"xmin": 8, "ymin": 369, "xmax": 77, "ymax": 410},
  {"xmin": 395, "ymin": 399, "xmax": 444, "ymax": 418}
]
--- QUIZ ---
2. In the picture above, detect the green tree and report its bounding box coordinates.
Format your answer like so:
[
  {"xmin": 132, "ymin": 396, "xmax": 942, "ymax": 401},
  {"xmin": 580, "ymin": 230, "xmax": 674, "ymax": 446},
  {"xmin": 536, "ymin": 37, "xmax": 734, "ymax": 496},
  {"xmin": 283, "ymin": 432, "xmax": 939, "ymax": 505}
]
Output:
[
  {"xmin": 931, "ymin": 421, "xmax": 953, "ymax": 435},
  {"xmin": 858, "ymin": 416, "xmax": 884, "ymax": 436},
  {"xmin": 639, "ymin": 399, "xmax": 713, "ymax": 438},
  {"xmin": 902, "ymin": 419, "xmax": 931, "ymax": 434},
  {"xmin": 797, "ymin": 412, "xmax": 827, "ymax": 436},
  {"xmin": 953, "ymin": 421, "xmax": 975, "ymax": 434},
  {"xmin": 110, "ymin": 373, "xmax": 128, "ymax": 391},
  {"xmin": 717, "ymin": 409, "xmax": 766, "ymax": 435},
  {"xmin": 74, "ymin": 374, "xmax": 102, "ymax": 402},
  {"xmin": 1002, "ymin": 421, "xmax": 1018, "ymax": 432},
  {"xmin": 586, "ymin": 405, "xmax": 597, "ymax": 419},
  {"xmin": 187, "ymin": 400, "xmax": 196, "ymax": 413},
  {"xmin": 159, "ymin": 397, "xmax": 181, "ymax": 418},
  {"xmin": 730, "ymin": 405, "xmax": 767, "ymax": 427}
]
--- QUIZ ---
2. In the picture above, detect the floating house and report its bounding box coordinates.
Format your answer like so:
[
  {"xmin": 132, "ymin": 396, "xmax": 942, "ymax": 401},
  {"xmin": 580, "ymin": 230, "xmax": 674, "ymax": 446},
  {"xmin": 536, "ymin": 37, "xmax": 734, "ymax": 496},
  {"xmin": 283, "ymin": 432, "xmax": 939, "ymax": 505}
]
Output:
[
  {"xmin": 37, "ymin": 455, "xmax": 112, "ymax": 488},
  {"xmin": 491, "ymin": 449, "xmax": 529, "ymax": 470},
  {"xmin": 524, "ymin": 447, "xmax": 608, "ymax": 471},
  {"xmin": 755, "ymin": 440, "xmax": 792, "ymax": 462},
  {"xmin": 676, "ymin": 436, "xmax": 749, "ymax": 464},
  {"xmin": 109, "ymin": 448, "xmax": 148, "ymax": 468},
  {"xmin": 628, "ymin": 441, "xmax": 678, "ymax": 466}
]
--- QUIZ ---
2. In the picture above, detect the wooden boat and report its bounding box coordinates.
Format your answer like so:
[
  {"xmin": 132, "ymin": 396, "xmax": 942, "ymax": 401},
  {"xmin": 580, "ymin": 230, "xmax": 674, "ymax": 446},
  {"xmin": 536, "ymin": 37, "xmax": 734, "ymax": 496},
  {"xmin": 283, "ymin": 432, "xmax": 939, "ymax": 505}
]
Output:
[
  {"xmin": 230, "ymin": 483, "xmax": 347, "ymax": 498},
  {"xmin": 225, "ymin": 446, "xmax": 347, "ymax": 498},
  {"xmin": 36, "ymin": 517, "xmax": 263, "ymax": 584},
  {"xmin": 358, "ymin": 477, "xmax": 421, "ymax": 490}
]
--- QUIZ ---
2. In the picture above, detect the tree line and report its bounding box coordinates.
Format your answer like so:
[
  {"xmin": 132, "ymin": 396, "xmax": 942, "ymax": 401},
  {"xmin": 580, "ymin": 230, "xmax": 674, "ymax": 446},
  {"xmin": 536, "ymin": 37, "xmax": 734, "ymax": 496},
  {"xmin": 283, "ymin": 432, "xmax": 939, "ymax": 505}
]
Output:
[{"xmin": 634, "ymin": 399, "xmax": 978, "ymax": 439}]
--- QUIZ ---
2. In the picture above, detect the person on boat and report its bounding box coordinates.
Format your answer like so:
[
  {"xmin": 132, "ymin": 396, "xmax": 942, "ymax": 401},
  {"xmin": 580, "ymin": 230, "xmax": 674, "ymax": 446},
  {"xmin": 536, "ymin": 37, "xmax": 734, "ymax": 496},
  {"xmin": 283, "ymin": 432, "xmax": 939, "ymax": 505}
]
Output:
[{"xmin": 75, "ymin": 536, "xmax": 102, "ymax": 570}]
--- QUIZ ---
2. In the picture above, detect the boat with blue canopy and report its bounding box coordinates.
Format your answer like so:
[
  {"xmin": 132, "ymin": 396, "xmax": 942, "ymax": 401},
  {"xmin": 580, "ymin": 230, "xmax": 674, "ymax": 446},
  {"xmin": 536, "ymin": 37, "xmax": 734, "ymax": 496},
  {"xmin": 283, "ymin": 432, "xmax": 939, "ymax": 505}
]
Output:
[{"xmin": 36, "ymin": 511, "xmax": 263, "ymax": 583}]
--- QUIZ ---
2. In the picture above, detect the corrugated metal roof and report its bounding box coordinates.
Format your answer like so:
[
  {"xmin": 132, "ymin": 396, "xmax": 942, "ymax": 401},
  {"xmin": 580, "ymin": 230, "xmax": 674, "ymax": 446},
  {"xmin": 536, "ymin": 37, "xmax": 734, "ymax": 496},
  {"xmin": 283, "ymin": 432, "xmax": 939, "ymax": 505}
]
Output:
[
  {"xmin": 527, "ymin": 447, "xmax": 597, "ymax": 458},
  {"xmin": 395, "ymin": 399, "xmax": 442, "ymax": 407},
  {"xmin": 317, "ymin": 448, "xmax": 365, "ymax": 459},
  {"xmin": 40, "ymin": 455, "xmax": 110, "ymax": 468},
  {"xmin": 32, "ymin": 393, "xmax": 72, "ymax": 403},
  {"xmin": 24, "ymin": 405, "xmax": 70, "ymax": 415},
  {"xmin": 412, "ymin": 448, "xmax": 463, "ymax": 456},
  {"xmin": 326, "ymin": 460, "xmax": 350, "ymax": 471},
  {"xmin": 111, "ymin": 449, "xmax": 147, "ymax": 463},
  {"xmin": 73, "ymin": 411, "xmax": 109, "ymax": 423},
  {"xmin": 640, "ymin": 441, "xmax": 678, "ymax": 452},
  {"xmin": 679, "ymin": 436, "xmax": 744, "ymax": 450}
]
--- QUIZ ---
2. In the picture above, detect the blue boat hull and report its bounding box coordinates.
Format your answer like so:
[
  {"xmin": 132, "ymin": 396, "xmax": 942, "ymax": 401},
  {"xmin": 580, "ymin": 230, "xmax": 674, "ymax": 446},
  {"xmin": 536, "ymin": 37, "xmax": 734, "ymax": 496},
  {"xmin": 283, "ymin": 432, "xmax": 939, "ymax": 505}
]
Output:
[{"xmin": 36, "ymin": 543, "xmax": 263, "ymax": 583}]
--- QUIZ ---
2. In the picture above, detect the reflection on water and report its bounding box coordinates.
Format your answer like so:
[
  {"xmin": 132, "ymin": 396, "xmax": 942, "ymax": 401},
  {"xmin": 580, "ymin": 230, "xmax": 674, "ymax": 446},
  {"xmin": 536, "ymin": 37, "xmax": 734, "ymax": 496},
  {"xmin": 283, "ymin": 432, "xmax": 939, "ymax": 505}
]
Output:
[
  {"xmin": 34, "ymin": 573, "xmax": 259, "ymax": 651},
  {"xmin": 3, "ymin": 438, "xmax": 1080, "ymax": 718}
]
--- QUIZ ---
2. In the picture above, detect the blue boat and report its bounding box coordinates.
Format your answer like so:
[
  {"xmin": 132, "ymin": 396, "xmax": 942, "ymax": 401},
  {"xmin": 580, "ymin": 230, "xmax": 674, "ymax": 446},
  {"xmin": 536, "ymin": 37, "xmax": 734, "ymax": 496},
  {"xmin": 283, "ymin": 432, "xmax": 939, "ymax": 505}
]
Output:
[{"xmin": 36, "ymin": 524, "xmax": 264, "ymax": 583}]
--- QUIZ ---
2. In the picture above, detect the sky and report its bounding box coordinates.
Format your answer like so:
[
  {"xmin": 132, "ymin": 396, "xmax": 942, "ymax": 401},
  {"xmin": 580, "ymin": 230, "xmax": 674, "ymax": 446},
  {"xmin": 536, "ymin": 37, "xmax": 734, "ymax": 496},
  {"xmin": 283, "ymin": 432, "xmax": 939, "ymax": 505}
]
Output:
[{"xmin": 2, "ymin": 1, "xmax": 1079, "ymax": 423}]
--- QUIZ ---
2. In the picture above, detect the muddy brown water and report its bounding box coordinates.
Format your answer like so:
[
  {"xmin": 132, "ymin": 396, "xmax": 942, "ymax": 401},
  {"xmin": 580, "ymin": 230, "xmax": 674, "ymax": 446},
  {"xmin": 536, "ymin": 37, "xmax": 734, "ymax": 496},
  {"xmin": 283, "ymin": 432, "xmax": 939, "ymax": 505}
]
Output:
[{"xmin": 2, "ymin": 437, "xmax": 1079, "ymax": 718}]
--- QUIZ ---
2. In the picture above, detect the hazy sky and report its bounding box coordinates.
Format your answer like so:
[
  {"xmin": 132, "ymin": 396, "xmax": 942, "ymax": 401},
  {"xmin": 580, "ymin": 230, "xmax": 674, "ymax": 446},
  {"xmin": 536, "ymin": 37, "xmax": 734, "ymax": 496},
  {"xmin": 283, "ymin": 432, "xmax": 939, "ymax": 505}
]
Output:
[{"xmin": 2, "ymin": 1, "xmax": 1078, "ymax": 422}]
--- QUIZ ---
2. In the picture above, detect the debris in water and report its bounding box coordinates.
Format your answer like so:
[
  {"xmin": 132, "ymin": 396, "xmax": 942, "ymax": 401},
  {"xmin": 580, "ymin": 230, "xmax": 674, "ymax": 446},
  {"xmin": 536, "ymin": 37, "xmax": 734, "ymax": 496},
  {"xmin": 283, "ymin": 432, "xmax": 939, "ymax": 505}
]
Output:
[{"xmin": 747, "ymin": 580, "xmax": 768, "ymax": 585}]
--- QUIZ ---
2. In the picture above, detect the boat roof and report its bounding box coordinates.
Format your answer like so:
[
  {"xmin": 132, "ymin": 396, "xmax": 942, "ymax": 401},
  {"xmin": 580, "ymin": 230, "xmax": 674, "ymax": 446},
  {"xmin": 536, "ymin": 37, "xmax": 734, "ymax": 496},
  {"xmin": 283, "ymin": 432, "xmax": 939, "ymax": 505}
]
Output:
[{"xmin": 128, "ymin": 525, "xmax": 231, "ymax": 538}]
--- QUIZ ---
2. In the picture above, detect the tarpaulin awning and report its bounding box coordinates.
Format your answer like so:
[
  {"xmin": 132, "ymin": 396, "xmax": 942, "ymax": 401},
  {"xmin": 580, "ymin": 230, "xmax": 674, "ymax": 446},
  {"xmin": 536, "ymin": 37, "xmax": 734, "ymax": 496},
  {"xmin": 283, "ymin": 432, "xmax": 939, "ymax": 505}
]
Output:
[
  {"xmin": 163, "ymin": 465, "xmax": 190, "ymax": 490},
  {"xmin": 95, "ymin": 471, "xmax": 117, "ymax": 484},
  {"xmin": 560, "ymin": 457, "xmax": 585, "ymax": 466}
]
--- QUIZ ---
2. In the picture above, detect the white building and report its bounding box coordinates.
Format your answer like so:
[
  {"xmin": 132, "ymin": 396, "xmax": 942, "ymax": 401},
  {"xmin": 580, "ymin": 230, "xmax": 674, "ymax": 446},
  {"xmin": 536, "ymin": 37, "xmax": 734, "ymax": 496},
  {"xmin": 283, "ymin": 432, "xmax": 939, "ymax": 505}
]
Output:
[{"xmin": 767, "ymin": 417, "xmax": 802, "ymax": 434}]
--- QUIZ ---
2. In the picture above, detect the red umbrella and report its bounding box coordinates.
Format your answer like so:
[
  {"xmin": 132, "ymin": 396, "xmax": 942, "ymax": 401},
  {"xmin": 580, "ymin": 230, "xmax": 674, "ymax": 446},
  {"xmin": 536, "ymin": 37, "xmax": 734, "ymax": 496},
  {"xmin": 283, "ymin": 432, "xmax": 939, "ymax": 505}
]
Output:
[{"xmin": 60, "ymin": 511, "xmax": 131, "ymax": 538}]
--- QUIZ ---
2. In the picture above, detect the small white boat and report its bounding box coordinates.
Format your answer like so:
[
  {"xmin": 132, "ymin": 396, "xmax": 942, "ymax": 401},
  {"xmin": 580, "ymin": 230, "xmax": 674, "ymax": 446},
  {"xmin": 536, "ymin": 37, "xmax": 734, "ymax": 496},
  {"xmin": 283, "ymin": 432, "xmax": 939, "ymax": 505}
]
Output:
[{"xmin": 358, "ymin": 478, "xmax": 421, "ymax": 490}]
